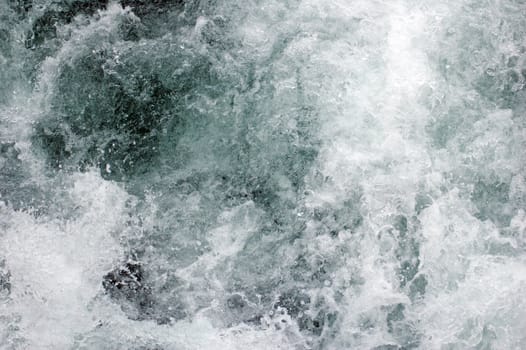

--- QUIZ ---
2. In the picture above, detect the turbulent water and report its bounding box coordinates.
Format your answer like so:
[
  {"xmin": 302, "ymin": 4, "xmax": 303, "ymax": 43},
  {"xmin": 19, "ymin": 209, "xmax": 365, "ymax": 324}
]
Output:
[{"xmin": 0, "ymin": 0, "xmax": 525, "ymax": 349}]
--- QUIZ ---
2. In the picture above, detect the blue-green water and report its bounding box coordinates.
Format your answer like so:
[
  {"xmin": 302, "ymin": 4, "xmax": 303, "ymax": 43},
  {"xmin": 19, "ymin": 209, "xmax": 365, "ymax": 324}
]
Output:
[{"xmin": 0, "ymin": 1, "xmax": 525, "ymax": 349}]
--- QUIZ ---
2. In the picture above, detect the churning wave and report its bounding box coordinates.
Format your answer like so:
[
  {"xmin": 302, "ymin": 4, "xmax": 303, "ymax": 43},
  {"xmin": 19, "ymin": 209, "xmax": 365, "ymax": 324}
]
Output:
[{"xmin": 0, "ymin": 0, "xmax": 525, "ymax": 349}]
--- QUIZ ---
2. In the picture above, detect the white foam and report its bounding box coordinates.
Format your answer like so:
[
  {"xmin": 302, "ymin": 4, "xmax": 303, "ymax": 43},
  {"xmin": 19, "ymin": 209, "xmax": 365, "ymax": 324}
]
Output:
[{"xmin": 0, "ymin": 171, "xmax": 127, "ymax": 348}]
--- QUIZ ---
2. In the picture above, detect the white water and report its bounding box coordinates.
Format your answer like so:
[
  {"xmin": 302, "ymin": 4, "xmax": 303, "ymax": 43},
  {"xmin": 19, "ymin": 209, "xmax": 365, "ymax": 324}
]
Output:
[{"xmin": 0, "ymin": 0, "xmax": 525, "ymax": 349}]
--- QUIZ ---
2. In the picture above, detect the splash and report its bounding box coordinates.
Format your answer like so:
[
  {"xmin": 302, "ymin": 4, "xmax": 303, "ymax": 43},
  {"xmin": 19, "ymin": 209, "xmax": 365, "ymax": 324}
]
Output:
[{"xmin": 0, "ymin": 0, "xmax": 525, "ymax": 349}]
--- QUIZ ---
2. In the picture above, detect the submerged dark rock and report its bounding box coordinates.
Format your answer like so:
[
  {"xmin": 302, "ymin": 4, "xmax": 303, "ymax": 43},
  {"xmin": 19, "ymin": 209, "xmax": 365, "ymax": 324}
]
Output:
[
  {"xmin": 102, "ymin": 260, "xmax": 186, "ymax": 324},
  {"xmin": 103, "ymin": 261, "xmax": 149, "ymax": 301},
  {"xmin": 102, "ymin": 261, "xmax": 156, "ymax": 321}
]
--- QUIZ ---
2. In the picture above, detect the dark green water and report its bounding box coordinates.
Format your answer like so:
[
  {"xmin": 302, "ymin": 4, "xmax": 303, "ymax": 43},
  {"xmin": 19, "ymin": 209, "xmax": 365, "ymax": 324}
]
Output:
[{"xmin": 0, "ymin": 0, "xmax": 525, "ymax": 349}]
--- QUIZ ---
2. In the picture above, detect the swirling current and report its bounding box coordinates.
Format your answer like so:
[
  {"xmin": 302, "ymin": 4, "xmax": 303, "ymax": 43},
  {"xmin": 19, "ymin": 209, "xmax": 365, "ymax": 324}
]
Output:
[{"xmin": 0, "ymin": 0, "xmax": 526, "ymax": 349}]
